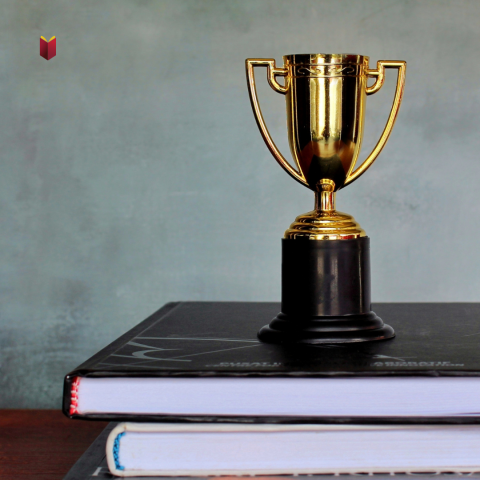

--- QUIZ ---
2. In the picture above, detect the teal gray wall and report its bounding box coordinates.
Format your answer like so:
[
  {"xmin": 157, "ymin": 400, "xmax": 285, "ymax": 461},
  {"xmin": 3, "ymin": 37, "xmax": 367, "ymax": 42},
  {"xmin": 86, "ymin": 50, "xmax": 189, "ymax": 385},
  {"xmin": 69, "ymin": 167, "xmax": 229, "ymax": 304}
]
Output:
[{"xmin": 2, "ymin": 0, "xmax": 480, "ymax": 407}]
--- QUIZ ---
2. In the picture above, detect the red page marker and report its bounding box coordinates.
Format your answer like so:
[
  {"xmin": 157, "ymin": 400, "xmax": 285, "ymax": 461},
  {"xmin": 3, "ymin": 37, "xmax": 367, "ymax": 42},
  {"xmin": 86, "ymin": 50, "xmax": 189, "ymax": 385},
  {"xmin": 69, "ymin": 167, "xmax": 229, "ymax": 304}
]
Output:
[{"xmin": 40, "ymin": 36, "xmax": 56, "ymax": 60}]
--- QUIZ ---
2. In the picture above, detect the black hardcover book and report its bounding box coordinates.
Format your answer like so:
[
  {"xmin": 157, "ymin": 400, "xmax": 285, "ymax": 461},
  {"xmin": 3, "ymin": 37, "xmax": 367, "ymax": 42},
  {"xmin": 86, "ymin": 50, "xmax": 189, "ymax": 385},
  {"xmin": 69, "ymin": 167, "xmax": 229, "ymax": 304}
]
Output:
[{"xmin": 63, "ymin": 302, "xmax": 480, "ymax": 424}]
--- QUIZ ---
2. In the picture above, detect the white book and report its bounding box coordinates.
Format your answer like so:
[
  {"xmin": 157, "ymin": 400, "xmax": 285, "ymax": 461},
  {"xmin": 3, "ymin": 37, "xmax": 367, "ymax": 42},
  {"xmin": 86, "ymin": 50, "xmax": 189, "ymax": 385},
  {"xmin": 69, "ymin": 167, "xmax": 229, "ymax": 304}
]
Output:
[
  {"xmin": 76, "ymin": 376, "xmax": 480, "ymax": 418},
  {"xmin": 106, "ymin": 423, "xmax": 480, "ymax": 477}
]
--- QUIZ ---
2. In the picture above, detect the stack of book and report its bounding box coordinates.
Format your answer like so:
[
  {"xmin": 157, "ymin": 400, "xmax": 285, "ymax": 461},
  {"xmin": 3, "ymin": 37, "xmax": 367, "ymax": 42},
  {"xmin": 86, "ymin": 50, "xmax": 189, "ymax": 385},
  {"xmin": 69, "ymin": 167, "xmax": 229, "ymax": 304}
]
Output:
[{"xmin": 64, "ymin": 301, "xmax": 480, "ymax": 477}]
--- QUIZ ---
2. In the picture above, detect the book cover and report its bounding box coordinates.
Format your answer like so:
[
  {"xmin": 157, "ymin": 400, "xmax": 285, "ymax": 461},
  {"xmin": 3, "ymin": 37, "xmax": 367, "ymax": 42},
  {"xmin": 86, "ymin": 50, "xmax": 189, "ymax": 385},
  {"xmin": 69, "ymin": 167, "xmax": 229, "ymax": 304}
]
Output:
[
  {"xmin": 40, "ymin": 36, "xmax": 56, "ymax": 60},
  {"xmin": 63, "ymin": 302, "xmax": 480, "ymax": 423}
]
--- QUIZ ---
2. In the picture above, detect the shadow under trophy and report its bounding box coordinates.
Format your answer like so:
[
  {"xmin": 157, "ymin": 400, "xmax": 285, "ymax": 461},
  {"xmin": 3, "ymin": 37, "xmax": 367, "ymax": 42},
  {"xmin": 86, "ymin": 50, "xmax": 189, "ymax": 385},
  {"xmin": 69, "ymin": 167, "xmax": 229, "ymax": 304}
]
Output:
[{"xmin": 246, "ymin": 53, "xmax": 406, "ymax": 344}]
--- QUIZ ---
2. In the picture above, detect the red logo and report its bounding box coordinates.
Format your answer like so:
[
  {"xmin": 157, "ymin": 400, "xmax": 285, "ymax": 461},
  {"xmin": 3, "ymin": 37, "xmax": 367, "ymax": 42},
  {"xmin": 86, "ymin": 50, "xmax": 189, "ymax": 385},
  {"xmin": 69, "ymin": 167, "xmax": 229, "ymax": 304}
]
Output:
[{"xmin": 40, "ymin": 36, "xmax": 56, "ymax": 60}]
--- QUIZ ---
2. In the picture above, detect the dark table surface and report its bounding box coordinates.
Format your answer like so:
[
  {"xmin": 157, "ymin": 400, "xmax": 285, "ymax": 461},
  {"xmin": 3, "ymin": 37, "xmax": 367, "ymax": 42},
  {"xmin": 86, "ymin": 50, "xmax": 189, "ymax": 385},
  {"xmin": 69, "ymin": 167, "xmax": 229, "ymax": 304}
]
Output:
[{"xmin": 0, "ymin": 409, "xmax": 108, "ymax": 480}]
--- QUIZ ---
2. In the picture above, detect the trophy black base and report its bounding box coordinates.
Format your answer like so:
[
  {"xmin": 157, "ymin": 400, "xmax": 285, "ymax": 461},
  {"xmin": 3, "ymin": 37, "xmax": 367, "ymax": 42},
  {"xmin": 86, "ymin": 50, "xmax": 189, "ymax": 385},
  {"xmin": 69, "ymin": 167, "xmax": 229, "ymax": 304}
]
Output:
[
  {"xmin": 258, "ymin": 311, "xmax": 395, "ymax": 345},
  {"xmin": 258, "ymin": 237, "xmax": 395, "ymax": 345}
]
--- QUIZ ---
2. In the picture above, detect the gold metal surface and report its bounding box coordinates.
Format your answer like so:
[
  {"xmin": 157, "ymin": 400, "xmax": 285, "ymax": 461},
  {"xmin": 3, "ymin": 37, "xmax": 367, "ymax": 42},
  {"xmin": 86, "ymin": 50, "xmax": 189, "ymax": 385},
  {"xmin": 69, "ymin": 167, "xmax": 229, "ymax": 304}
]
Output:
[
  {"xmin": 284, "ymin": 179, "xmax": 366, "ymax": 240},
  {"xmin": 317, "ymin": 179, "xmax": 335, "ymax": 212},
  {"xmin": 245, "ymin": 58, "xmax": 307, "ymax": 187},
  {"xmin": 284, "ymin": 210, "xmax": 366, "ymax": 240},
  {"xmin": 245, "ymin": 53, "xmax": 406, "ymax": 240}
]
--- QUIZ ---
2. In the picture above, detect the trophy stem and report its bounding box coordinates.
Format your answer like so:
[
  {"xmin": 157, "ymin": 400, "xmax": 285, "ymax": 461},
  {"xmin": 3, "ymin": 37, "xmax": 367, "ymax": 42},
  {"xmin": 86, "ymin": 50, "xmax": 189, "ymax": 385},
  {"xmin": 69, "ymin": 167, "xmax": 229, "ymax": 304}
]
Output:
[
  {"xmin": 286, "ymin": 178, "xmax": 364, "ymax": 240},
  {"xmin": 315, "ymin": 179, "xmax": 336, "ymax": 212}
]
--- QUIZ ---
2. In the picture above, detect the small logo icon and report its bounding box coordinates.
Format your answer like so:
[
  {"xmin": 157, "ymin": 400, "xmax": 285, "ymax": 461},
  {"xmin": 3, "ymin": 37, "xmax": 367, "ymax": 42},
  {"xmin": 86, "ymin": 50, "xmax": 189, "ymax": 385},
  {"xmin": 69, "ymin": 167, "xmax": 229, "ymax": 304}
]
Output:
[{"xmin": 40, "ymin": 36, "xmax": 56, "ymax": 60}]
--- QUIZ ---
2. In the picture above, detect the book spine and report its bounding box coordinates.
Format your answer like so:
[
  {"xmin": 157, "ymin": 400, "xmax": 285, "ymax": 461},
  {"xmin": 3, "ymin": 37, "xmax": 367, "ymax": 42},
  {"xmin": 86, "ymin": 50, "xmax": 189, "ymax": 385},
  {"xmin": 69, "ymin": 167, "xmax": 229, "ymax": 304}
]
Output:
[
  {"xmin": 69, "ymin": 377, "xmax": 80, "ymax": 416},
  {"xmin": 112, "ymin": 431, "xmax": 126, "ymax": 471},
  {"xmin": 106, "ymin": 423, "xmax": 128, "ymax": 477}
]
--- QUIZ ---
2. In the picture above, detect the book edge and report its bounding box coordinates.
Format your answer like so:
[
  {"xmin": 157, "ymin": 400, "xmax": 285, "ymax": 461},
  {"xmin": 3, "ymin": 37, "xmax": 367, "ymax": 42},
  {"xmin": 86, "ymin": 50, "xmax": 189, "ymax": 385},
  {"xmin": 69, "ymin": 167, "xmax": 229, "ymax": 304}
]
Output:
[
  {"xmin": 62, "ymin": 301, "xmax": 182, "ymax": 418},
  {"xmin": 105, "ymin": 422, "xmax": 480, "ymax": 476},
  {"xmin": 59, "ymin": 412, "xmax": 480, "ymax": 425}
]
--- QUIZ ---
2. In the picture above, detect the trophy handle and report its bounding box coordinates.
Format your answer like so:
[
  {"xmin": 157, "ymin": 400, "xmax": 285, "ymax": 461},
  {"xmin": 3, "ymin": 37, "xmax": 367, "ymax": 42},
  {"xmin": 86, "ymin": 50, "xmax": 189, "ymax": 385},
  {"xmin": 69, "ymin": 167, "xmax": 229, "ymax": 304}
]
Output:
[
  {"xmin": 246, "ymin": 59, "xmax": 309, "ymax": 188},
  {"xmin": 344, "ymin": 60, "xmax": 407, "ymax": 187}
]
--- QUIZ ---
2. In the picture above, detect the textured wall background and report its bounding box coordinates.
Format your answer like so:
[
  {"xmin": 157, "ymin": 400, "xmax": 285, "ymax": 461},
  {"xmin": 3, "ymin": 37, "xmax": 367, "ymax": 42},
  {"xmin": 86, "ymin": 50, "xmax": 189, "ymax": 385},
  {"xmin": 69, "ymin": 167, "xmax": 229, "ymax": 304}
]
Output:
[{"xmin": 1, "ymin": 0, "xmax": 480, "ymax": 407}]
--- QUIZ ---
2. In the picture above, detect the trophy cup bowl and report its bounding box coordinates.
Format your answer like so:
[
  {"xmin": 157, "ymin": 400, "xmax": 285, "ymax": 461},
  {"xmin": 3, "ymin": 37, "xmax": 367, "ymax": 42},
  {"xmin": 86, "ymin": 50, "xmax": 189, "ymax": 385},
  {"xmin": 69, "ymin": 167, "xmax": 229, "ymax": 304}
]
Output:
[{"xmin": 246, "ymin": 53, "xmax": 406, "ymax": 344}]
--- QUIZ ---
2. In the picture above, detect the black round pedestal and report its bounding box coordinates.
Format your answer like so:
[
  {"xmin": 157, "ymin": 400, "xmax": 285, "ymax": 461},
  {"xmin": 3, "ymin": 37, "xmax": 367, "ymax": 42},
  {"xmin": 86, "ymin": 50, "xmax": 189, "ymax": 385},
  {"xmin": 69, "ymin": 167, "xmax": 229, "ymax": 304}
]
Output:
[
  {"xmin": 258, "ymin": 237, "xmax": 395, "ymax": 345},
  {"xmin": 258, "ymin": 311, "xmax": 395, "ymax": 344}
]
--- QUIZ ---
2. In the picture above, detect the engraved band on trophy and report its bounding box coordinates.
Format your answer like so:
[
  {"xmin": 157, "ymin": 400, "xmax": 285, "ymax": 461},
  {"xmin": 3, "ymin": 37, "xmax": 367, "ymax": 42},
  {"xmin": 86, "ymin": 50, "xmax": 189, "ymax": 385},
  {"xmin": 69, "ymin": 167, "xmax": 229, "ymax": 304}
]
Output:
[{"xmin": 246, "ymin": 54, "xmax": 406, "ymax": 344}]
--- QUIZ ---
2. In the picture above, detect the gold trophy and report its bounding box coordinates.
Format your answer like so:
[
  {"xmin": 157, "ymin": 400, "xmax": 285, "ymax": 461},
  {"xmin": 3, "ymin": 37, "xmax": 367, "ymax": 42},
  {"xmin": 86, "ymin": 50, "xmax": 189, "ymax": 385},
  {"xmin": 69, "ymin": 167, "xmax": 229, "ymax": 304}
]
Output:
[{"xmin": 246, "ymin": 54, "xmax": 406, "ymax": 344}]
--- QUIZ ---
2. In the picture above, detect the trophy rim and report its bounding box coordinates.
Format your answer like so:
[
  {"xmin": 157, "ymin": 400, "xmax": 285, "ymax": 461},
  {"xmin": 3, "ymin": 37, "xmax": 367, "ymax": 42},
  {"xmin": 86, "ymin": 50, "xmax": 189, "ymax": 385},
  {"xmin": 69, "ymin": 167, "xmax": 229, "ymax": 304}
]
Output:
[{"xmin": 283, "ymin": 53, "xmax": 368, "ymax": 64}]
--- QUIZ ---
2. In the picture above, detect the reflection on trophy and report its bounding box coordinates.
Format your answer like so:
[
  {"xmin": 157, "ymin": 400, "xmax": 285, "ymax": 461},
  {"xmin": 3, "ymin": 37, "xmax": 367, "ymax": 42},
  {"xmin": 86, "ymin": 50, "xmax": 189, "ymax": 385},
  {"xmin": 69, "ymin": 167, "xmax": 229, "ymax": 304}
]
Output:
[{"xmin": 246, "ymin": 54, "xmax": 406, "ymax": 344}]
